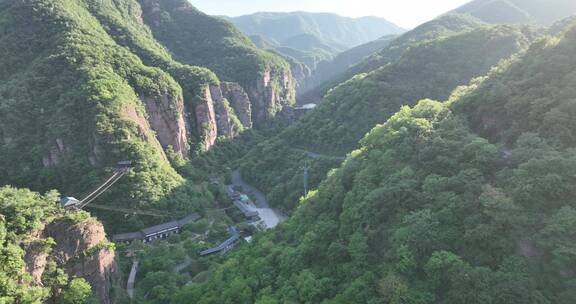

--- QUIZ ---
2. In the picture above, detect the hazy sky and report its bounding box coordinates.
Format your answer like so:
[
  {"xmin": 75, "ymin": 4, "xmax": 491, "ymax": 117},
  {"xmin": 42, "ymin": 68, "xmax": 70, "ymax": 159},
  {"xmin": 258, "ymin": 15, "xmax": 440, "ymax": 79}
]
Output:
[{"xmin": 190, "ymin": 0, "xmax": 472, "ymax": 28}]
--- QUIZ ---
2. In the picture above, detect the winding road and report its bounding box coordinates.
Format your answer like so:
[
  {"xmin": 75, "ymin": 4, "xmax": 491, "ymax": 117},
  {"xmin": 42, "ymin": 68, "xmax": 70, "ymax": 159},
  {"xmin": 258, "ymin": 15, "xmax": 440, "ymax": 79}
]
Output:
[{"xmin": 231, "ymin": 170, "xmax": 287, "ymax": 229}]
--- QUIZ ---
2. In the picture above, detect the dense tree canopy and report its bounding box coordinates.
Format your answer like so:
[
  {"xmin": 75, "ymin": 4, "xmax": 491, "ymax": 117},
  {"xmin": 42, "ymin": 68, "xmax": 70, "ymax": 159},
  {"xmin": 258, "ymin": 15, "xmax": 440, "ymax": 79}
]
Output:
[
  {"xmin": 237, "ymin": 21, "xmax": 539, "ymax": 212},
  {"xmin": 166, "ymin": 20, "xmax": 576, "ymax": 304},
  {"xmin": 0, "ymin": 0, "xmax": 295, "ymax": 232}
]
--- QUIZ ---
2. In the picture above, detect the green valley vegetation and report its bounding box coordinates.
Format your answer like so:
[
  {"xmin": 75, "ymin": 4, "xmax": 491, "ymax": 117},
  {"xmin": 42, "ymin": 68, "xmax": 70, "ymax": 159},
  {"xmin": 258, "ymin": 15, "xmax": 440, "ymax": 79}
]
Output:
[
  {"xmin": 0, "ymin": 0, "xmax": 295, "ymax": 232},
  {"xmin": 238, "ymin": 19, "xmax": 541, "ymax": 213},
  {"xmin": 166, "ymin": 20, "xmax": 576, "ymax": 303}
]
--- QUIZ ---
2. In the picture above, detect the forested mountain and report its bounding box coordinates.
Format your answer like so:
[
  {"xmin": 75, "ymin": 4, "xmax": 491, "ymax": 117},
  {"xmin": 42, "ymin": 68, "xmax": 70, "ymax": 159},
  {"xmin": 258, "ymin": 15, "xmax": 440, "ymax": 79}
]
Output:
[
  {"xmin": 298, "ymin": 35, "xmax": 398, "ymax": 97},
  {"xmin": 225, "ymin": 12, "xmax": 405, "ymax": 84},
  {"xmin": 3, "ymin": 0, "xmax": 576, "ymax": 303},
  {"xmin": 273, "ymin": 33, "xmax": 345, "ymax": 70},
  {"xmin": 302, "ymin": 14, "xmax": 486, "ymax": 100},
  {"xmin": 0, "ymin": 0, "xmax": 295, "ymax": 232},
  {"xmin": 238, "ymin": 18, "xmax": 540, "ymax": 213},
  {"xmin": 451, "ymin": 0, "xmax": 576, "ymax": 25},
  {"xmin": 171, "ymin": 20, "xmax": 576, "ymax": 304},
  {"xmin": 307, "ymin": 0, "xmax": 576, "ymax": 99}
]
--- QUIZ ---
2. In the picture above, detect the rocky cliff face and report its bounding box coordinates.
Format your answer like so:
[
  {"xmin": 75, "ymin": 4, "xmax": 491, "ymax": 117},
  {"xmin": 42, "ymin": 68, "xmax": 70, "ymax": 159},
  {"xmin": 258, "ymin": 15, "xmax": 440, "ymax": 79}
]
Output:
[
  {"xmin": 141, "ymin": 95, "xmax": 190, "ymax": 157},
  {"xmin": 221, "ymin": 82, "xmax": 253, "ymax": 129},
  {"xmin": 24, "ymin": 218, "xmax": 116, "ymax": 304},
  {"xmin": 124, "ymin": 105, "xmax": 169, "ymax": 161},
  {"xmin": 290, "ymin": 62, "xmax": 313, "ymax": 96},
  {"xmin": 246, "ymin": 69, "xmax": 296, "ymax": 128},
  {"xmin": 210, "ymin": 84, "xmax": 238, "ymax": 139},
  {"xmin": 195, "ymin": 86, "xmax": 219, "ymax": 150},
  {"xmin": 42, "ymin": 138, "xmax": 67, "ymax": 168}
]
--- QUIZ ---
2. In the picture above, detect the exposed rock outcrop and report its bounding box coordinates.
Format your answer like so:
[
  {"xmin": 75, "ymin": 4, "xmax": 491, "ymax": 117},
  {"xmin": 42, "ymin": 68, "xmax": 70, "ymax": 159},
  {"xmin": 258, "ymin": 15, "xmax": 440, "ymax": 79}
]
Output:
[
  {"xmin": 246, "ymin": 69, "xmax": 296, "ymax": 128},
  {"xmin": 195, "ymin": 86, "xmax": 219, "ymax": 150},
  {"xmin": 88, "ymin": 136, "xmax": 105, "ymax": 166},
  {"xmin": 24, "ymin": 218, "xmax": 116, "ymax": 304},
  {"xmin": 210, "ymin": 85, "xmax": 239, "ymax": 138},
  {"xmin": 140, "ymin": 95, "xmax": 190, "ymax": 157},
  {"xmin": 124, "ymin": 105, "xmax": 169, "ymax": 162},
  {"xmin": 290, "ymin": 62, "xmax": 313, "ymax": 95},
  {"xmin": 221, "ymin": 82, "xmax": 253, "ymax": 129},
  {"xmin": 0, "ymin": 126, "xmax": 13, "ymax": 144},
  {"xmin": 42, "ymin": 138, "xmax": 67, "ymax": 168}
]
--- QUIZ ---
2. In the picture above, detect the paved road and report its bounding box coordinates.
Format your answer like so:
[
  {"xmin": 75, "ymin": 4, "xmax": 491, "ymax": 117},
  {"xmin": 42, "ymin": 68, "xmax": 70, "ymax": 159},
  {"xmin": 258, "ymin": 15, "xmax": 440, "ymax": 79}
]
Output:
[
  {"xmin": 231, "ymin": 170, "xmax": 269, "ymax": 208},
  {"xmin": 231, "ymin": 170, "xmax": 287, "ymax": 229},
  {"xmin": 127, "ymin": 260, "xmax": 139, "ymax": 299}
]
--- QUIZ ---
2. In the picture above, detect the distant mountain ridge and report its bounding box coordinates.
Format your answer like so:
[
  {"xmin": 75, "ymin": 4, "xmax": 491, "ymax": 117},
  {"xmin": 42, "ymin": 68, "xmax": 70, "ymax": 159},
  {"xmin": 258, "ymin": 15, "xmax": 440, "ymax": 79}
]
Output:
[
  {"xmin": 222, "ymin": 11, "xmax": 405, "ymax": 78},
  {"xmin": 300, "ymin": 14, "xmax": 487, "ymax": 100},
  {"xmin": 451, "ymin": 0, "xmax": 576, "ymax": 25},
  {"xmin": 225, "ymin": 12, "xmax": 405, "ymax": 49}
]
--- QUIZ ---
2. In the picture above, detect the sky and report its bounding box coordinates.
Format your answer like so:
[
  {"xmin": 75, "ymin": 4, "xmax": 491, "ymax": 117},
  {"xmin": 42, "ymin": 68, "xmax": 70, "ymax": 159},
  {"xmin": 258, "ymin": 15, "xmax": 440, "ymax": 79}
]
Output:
[{"xmin": 190, "ymin": 0, "xmax": 472, "ymax": 29}]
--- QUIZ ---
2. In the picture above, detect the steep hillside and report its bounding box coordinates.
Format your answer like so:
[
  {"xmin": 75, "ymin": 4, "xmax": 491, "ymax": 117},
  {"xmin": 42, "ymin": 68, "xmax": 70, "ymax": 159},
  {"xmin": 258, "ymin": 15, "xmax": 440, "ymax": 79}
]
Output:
[
  {"xmin": 300, "ymin": 35, "xmax": 397, "ymax": 97},
  {"xmin": 289, "ymin": 24, "xmax": 538, "ymax": 153},
  {"xmin": 239, "ymin": 23, "xmax": 539, "ymax": 212},
  {"xmin": 273, "ymin": 33, "xmax": 343, "ymax": 70},
  {"xmin": 549, "ymin": 16, "xmax": 576, "ymax": 35},
  {"xmin": 302, "ymin": 14, "xmax": 487, "ymax": 101},
  {"xmin": 454, "ymin": 21, "xmax": 576, "ymax": 147},
  {"xmin": 0, "ymin": 0, "xmax": 295, "ymax": 232},
  {"xmin": 452, "ymin": 0, "xmax": 576, "ymax": 25},
  {"xmin": 0, "ymin": 186, "xmax": 115, "ymax": 303},
  {"xmin": 171, "ymin": 21, "xmax": 576, "ymax": 304},
  {"xmin": 140, "ymin": 0, "xmax": 296, "ymax": 127},
  {"xmin": 0, "ymin": 0, "xmax": 189, "ymax": 232},
  {"xmin": 226, "ymin": 11, "xmax": 405, "ymax": 88}
]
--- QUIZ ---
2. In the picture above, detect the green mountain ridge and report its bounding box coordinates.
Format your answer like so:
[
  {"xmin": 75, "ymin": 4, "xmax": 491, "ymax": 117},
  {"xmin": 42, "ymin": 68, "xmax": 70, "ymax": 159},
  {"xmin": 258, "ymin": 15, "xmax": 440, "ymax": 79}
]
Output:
[
  {"xmin": 0, "ymin": 0, "xmax": 295, "ymax": 232},
  {"xmin": 451, "ymin": 0, "xmax": 576, "ymax": 25},
  {"xmin": 226, "ymin": 11, "xmax": 405, "ymax": 50},
  {"xmin": 239, "ymin": 19, "xmax": 540, "ymax": 213},
  {"xmin": 225, "ymin": 11, "xmax": 406, "ymax": 91},
  {"xmin": 299, "ymin": 34, "xmax": 398, "ymax": 98},
  {"xmin": 301, "ymin": 14, "xmax": 487, "ymax": 101},
  {"xmin": 171, "ymin": 19, "xmax": 576, "ymax": 304},
  {"xmin": 3, "ymin": 1, "xmax": 576, "ymax": 303}
]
